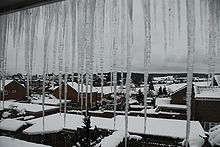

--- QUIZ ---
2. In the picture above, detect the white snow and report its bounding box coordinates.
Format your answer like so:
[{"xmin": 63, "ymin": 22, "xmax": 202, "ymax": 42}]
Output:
[
  {"xmin": 0, "ymin": 80, "xmax": 13, "ymax": 90},
  {"xmin": 130, "ymin": 105, "xmax": 144, "ymax": 109},
  {"xmin": 129, "ymin": 135, "xmax": 142, "ymax": 140},
  {"xmin": 0, "ymin": 136, "xmax": 51, "ymax": 147},
  {"xmin": 99, "ymin": 131, "xmax": 128, "ymax": 147},
  {"xmin": 0, "ymin": 119, "xmax": 27, "ymax": 131},
  {"xmin": 209, "ymin": 125, "xmax": 220, "ymax": 146},
  {"xmin": 155, "ymin": 97, "xmax": 171, "ymax": 105},
  {"xmin": 31, "ymin": 96, "xmax": 71, "ymax": 106},
  {"xmin": 23, "ymin": 112, "xmax": 205, "ymax": 145},
  {"xmin": 23, "ymin": 113, "xmax": 113, "ymax": 135},
  {"xmin": 114, "ymin": 115, "xmax": 205, "ymax": 140},
  {"xmin": 67, "ymin": 82, "xmax": 98, "ymax": 93},
  {"xmin": 167, "ymin": 83, "xmax": 186, "ymax": 94},
  {"xmin": 157, "ymin": 104, "xmax": 187, "ymax": 110},
  {"xmin": 194, "ymin": 86, "xmax": 220, "ymax": 99},
  {"xmin": 96, "ymin": 86, "xmax": 114, "ymax": 95},
  {"xmin": 0, "ymin": 101, "xmax": 58, "ymax": 113}
]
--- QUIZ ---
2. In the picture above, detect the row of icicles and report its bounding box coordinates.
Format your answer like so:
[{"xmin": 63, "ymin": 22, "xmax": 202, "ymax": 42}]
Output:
[{"xmin": 0, "ymin": 0, "xmax": 220, "ymax": 146}]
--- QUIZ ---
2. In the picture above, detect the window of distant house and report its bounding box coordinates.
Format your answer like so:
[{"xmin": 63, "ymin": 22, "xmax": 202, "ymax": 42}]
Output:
[
  {"xmin": 4, "ymin": 90, "xmax": 8, "ymax": 95},
  {"xmin": 204, "ymin": 122, "xmax": 220, "ymax": 131},
  {"xmin": 12, "ymin": 90, "xmax": 16, "ymax": 93}
]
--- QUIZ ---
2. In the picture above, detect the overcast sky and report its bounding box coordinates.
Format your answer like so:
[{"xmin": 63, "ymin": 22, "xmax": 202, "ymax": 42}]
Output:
[{"xmin": 6, "ymin": 0, "xmax": 220, "ymax": 74}]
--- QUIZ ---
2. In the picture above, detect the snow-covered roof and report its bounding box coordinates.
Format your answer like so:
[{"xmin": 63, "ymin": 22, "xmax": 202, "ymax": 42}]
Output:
[
  {"xmin": 114, "ymin": 115, "xmax": 205, "ymax": 140},
  {"xmin": 0, "ymin": 80, "xmax": 13, "ymax": 90},
  {"xmin": 99, "ymin": 131, "xmax": 126, "ymax": 147},
  {"xmin": 0, "ymin": 101, "xmax": 58, "ymax": 113},
  {"xmin": 0, "ymin": 136, "xmax": 51, "ymax": 147},
  {"xmin": 194, "ymin": 86, "xmax": 220, "ymax": 100},
  {"xmin": 96, "ymin": 86, "xmax": 114, "ymax": 95},
  {"xmin": 31, "ymin": 96, "xmax": 71, "ymax": 106},
  {"xmin": 155, "ymin": 97, "xmax": 171, "ymax": 105},
  {"xmin": 157, "ymin": 104, "xmax": 187, "ymax": 110},
  {"xmin": 67, "ymin": 82, "xmax": 98, "ymax": 93},
  {"xmin": 167, "ymin": 83, "xmax": 187, "ymax": 94},
  {"xmin": 209, "ymin": 125, "xmax": 220, "ymax": 146},
  {"xmin": 214, "ymin": 75, "xmax": 220, "ymax": 86},
  {"xmin": 23, "ymin": 113, "xmax": 113, "ymax": 135},
  {"xmin": 23, "ymin": 112, "xmax": 205, "ymax": 143},
  {"xmin": 0, "ymin": 119, "xmax": 27, "ymax": 131}
]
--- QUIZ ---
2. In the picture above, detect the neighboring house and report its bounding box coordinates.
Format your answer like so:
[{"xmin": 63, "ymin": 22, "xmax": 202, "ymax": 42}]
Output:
[
  {"xmin": 0, "ymin": 80, "xmax": 27, "ymax": 101},
  {"xmin": 168, "ymin": 83, "xmax": 187, "ymax": 105},
  {"xmin": 213, "ymin": 75, "xmax": 220, "ymax": 86},
  {"xmin": 192, "ymin": 86, "xmax": 220, "ymax": 131},
  {"xmin": 53, "ymin": 82, "xmax": 98, "ymax": 109}
]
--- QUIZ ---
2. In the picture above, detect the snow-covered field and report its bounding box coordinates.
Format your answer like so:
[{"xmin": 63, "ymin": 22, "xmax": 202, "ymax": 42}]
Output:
[{"xmin": 0, "ymin": 136, "xmax": 51, "ymax": 147}]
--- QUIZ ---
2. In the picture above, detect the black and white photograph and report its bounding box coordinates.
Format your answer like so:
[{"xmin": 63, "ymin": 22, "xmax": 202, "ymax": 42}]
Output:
[{"xmin": 0, "ymin": 0, "xmax": 220, "ymax": 146}]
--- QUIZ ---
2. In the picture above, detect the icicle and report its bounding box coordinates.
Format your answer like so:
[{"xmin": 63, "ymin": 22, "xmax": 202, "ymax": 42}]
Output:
[
  {"xmin": 85, "ymin": 0, "xmax": 92, "ymax": 114},
  {"xmin": 97, "ymin": 0, "xmax": 105, "ymax": 99},
  {"xmin": 185, "ymin": 0, "xmax": 195, "ymax": 146},
  {"xmin": 24, "ymin": 10, "xmax": 31, "ymax": 100},
  {"xmin": 89, "ymin": 0, "xmax": 96, "ymax": 109},
  {"xmin": 77, "ymin": 0, "xmax": 86, "ymax": 111},
  {"xmin": 0, "ymin": 15, "xmax": 8, "ymax": 109},
  {"xmin": 162, "ymin": 0, "xmax": 167, "ymax": 54},
  {"xmin": 52, "ymin": 4, "xmax": 59, "ymax": 88},
  {"xmin": 176, "ymin": 0, "xmax": 181, "ymax": 39},
  {"xmin": 200, "ymin": 0, "xmax": 204, "ymax": 45},
  {"xmin": 142, "ymin": 0, "xmax": 151, "ymax": 134},
  {"xmin": 208, "ymin": 0, "xmax": 216, "ymax": 87},
  {"xmin": 168, "ymin": 0, "xmax": 172, "ymax": 47},
  {"xmin": 120, "ymin": 0, "xmax": 126, "ymax": 93},
  {"xmin": 112, "ymin": 0, "xmax": 119, "ymax": 130},
  {"xmin": 125, "ymin": 0, "xmax": 133, "ymax": 146},
  {"xmin": 30, "ymin": 8, "xmax": 40, "ymax": 89},
  {"xmin": 71, "ymin": 0, "xmax": 76, "ymax": 93},
  {"xmin": 153, "ymin": 0, "xmax": 157, "ymax": 29},
  {"xmin": 64, "ymin": 0, "xmax": 70, "ymax": 127},
  {"xmin": 58, "ymin": 2, "xmax": 65, "ymax": 115},
  {"xmin": 217, "ymin": 0, "xmax": 220, "ymax": 57},
  {"xmin": 171, "ymin": 0, "xmax": 175, "ymax": 48},
  {"xmin": 42, "ymin": 4, "xmax": 53, "ymax": 133},
  {"xmin": 177, "ymin": 0, "xmax": 181, "ymax": 39}
]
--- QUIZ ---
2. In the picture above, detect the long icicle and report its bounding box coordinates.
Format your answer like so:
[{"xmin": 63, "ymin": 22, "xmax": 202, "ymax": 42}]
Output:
[
  {"xmin": 52, "ymin": 3, "xmax": 59, "ymax": 88},
  {"xmin": 58, "ymin": 2, "xmax": 65, "ymax": 115},
  {"xmin": 177, "ymin": 0, "xmax": 181, "ymax": 39},
  {"xmin": 64, "ymin": 0, "xmax": 69, "ymax": 127},
  {"xmin": 142, "ymin": 0, "xmax": 151, "ymax": 134},
  {"xmin": 42, "ymin": 4, "xmax": 53, "ymax": 133},
  {"xmin": 120, "ymin": 0, "xmax": 126, "ymax": 93},
  {"xmin": 98, "ymin": 0, "xmax": 105, "ymax": 100},
  {"xmin": 125, "ymin": 0, "xmax": 133, "ymax": 146},
  {"xmin": 85, "ymin": 0, "xmax": 92, "ymax": 115},
  {"xmin": 71, "ymin": 0, "xmax": 76, "ymax": 99},
  {"xmin": 162, "ymin": 0, "xmax": 167, "ymax": 54},
  {"xmin": 89, "ymin": 0, "xmax": 96, "ymax": 109},
  {"xmin": 24, "ymin": 10, "xmax": 31, "ymax": 101},
  {"xmin": 185, "ymin": 0, "xmax": 195, "ymax": 146},
  {"xmin": 113, "ymin": 0, "xmax": 119, "ymax": 130}
]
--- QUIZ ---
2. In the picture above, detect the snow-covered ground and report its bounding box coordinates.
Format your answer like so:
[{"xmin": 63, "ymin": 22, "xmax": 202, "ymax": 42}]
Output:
[
  {"xmin": 209, "ymin": 125, "xmax": 220, "ymax": 146},
  {"xmin": 22, "ymin": 112, "xmax": 205, "ymax": 146},
  {"xmin": 0, "ymin": 119, "xmax": 27, "ymax": 131},
  {"xmin": 31, "ymin": 96, "xmax": 71, "ymax": 106},
  {"xmin": 0, "ymin": 101, "xmax": 58, "ymax": 113},
  {"xmin": 0, "ymin": 136, "xmax": 51, "ymax": 147}
]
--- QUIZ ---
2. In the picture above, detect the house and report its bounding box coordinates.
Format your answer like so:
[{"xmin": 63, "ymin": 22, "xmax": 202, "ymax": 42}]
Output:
[
  {"xmin": 168, "ymin": 83, "xmax": 187, "ymax": 105},
  {"xmin": 192, "ymin": 85, "xmax": 220, "ymax": 131},
  {"xmin": 53, "ymin": 82, "xmax": 98, "ymax": 109},
  {"xmin": 0, "ymin": 80, "xmax": 27, "ymax": 101},
  {"xmin": 213, "ymin": 75, "xmax": 220, "ymax": 86}
]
